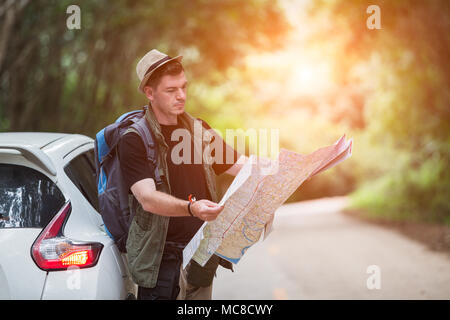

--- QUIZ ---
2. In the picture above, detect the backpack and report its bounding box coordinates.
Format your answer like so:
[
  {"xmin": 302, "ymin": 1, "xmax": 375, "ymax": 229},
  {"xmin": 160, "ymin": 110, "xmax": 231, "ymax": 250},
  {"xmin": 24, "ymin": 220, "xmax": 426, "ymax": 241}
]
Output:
[{"xmin": 94, "ymin": 106, "xmax": 161, "ymax": 252}]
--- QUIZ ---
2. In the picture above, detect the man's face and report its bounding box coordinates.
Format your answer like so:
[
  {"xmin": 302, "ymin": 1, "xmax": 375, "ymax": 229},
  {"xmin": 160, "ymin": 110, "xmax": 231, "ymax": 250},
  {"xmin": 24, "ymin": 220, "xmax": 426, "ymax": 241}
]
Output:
[{"xmin": 144, "ymin": 71, "xmax": 187, "ymax": 119}]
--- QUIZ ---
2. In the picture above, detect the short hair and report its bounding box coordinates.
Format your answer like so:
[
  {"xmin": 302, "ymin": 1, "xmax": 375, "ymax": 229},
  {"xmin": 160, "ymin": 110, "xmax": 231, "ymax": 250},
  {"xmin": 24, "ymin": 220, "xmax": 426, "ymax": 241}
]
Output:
[{"xmin": 146, "ymin": 60, "xmax": 184, "ymax": 89}]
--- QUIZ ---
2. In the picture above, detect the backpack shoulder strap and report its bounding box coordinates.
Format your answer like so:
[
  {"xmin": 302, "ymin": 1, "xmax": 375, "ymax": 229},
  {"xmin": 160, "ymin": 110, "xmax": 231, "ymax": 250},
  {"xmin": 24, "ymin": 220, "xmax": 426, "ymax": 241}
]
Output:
[{"xmin": 124, "ymin": 120, "xmax": 162, "ymax": 186}]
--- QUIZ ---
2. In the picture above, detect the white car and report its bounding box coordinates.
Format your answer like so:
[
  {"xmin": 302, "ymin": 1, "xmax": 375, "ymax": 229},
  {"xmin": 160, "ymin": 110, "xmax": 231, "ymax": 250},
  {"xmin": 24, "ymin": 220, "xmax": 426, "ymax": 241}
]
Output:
[{"xmin": 0, "ymin": 132, "xmax": 136, "ymax": 299}]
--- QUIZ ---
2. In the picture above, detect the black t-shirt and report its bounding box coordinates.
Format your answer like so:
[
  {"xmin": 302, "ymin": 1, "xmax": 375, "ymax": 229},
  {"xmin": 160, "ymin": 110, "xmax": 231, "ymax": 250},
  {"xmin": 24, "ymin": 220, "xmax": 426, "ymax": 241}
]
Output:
[{"xmin": 118, "ymin": 118, "xmax": 239, "ymax": 244}]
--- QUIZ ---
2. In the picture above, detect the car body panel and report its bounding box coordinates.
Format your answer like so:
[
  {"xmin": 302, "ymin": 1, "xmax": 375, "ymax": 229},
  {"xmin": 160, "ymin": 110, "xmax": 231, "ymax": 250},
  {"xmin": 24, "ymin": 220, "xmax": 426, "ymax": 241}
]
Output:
[
  {"xmin": 41, "ymin": 244, "xmax": 127, "ymax": 300},
  {"xmin": 0, "ymin": 229, "xmax": 48, "ymax": 299}
]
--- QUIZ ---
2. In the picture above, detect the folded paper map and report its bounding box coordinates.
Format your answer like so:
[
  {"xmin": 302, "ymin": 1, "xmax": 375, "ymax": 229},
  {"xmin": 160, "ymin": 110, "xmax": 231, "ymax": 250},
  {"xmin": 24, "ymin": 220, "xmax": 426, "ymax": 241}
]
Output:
[{"xmin": 182, "ymin": 135, "xmax": 353, "ymax": 268}]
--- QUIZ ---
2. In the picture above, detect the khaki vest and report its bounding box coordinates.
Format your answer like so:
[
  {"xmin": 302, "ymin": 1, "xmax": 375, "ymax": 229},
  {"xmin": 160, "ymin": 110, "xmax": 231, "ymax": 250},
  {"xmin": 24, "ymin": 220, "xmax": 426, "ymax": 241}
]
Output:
[{"xmin": 125, "ymin": 106, "xmax": 220, "ymax": 288}]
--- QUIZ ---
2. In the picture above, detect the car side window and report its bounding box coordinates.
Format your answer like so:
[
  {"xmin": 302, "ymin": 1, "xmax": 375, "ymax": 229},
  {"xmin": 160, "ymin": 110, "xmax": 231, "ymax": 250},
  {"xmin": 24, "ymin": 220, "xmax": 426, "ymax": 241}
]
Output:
[
  {"xmin": 64, "ymin": 150, "xmax": 99, "ymax": 212},
  {"xmin": 0, "ymin": 164, "xmax": 65, "ymax": 228}
]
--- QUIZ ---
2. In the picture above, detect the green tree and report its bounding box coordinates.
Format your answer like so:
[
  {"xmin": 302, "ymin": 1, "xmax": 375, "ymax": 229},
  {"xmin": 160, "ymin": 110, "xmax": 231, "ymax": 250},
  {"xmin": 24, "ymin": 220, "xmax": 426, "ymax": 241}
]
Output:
[{"xmin": 0, "ymin": 0, "xmax": 289, "ymax": 136}]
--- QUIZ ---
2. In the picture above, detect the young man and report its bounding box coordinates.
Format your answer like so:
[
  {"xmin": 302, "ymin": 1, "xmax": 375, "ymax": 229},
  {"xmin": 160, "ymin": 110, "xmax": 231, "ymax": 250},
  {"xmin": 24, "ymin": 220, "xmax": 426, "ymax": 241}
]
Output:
[{"xmin": 121, "ymin": 49, "xmax": 246, "ymax": 300}]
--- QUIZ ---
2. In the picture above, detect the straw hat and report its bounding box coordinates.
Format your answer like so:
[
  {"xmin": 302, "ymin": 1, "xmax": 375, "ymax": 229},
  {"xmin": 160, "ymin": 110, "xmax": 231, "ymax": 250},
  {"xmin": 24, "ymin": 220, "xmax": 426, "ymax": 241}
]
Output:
[{"xmin": 136, "ymin": 49, "xmax": 183, "ymax": 93}]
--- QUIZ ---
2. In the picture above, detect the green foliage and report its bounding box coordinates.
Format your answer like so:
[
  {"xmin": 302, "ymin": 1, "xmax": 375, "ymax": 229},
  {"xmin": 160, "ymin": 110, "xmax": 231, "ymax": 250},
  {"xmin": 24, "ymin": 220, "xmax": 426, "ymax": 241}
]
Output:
[
  {"xmin": 309, "ymin": 0, "xmax": 450, "ymax": 223},
  {"xmin": 2, "ymin": 0, "xmax": 448, "ymax": 223},
  {"xmin": 350, "ymin": 150, "xmax": 450, "ymax": 224},
  {"xmin": 0, "ymin": 0, "xmax": 289, "ymax": 136}
]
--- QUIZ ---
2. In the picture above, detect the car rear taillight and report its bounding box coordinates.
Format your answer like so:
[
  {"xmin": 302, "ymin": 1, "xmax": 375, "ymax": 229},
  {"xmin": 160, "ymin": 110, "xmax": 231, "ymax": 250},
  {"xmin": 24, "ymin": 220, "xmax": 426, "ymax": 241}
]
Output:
[{"xmin": 31, "ymin": 201, "xmax": 103, "ymax": 271}]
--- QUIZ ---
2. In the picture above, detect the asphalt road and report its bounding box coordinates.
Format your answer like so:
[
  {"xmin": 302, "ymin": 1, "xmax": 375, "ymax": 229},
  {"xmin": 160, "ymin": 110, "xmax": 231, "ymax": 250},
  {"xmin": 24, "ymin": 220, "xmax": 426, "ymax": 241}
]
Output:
[{"xmin": 213, "ymin": 197, "xmax": 450, "ymax": 299}]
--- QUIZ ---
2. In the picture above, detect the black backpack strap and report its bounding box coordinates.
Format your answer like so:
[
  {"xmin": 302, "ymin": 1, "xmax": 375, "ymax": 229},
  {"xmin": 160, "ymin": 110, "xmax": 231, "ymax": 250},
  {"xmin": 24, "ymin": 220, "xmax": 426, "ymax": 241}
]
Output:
[{"xmin": 130, "ymin": 118, "xmax": 162, "ymax": 186}]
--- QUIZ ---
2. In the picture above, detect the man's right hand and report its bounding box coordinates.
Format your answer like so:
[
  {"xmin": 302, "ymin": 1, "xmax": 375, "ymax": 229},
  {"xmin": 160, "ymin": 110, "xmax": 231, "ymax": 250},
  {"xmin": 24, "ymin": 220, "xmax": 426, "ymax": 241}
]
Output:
[{"xmin": 190, "ymin": 199, "xmax": 224, "ymax": 221}]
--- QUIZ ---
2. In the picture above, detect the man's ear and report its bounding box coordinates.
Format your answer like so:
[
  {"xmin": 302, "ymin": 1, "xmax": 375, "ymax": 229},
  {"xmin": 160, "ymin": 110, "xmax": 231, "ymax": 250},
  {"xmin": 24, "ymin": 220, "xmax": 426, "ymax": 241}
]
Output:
[{"xmin": 143, "ymin": 85, "xmax": 153, "ymax": 101}]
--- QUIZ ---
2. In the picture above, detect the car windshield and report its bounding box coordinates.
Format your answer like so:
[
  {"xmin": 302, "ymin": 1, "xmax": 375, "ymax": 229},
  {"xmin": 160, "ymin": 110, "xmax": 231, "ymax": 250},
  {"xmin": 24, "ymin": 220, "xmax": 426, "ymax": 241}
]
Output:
[{"xmin": 0, "ymin": 164, "xmax": 65, "ymax": 228}]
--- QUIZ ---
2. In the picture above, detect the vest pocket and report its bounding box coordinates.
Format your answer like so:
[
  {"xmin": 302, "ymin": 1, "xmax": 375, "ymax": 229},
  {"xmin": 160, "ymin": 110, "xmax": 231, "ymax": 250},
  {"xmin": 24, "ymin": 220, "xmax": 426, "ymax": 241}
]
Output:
[
  {"xmin": 135, "ymin": 205, "xmax": 153, "ymax": 231},
  {"xmin": 125, "ymin": 218, "xmax": 145, "ymax": 261}
]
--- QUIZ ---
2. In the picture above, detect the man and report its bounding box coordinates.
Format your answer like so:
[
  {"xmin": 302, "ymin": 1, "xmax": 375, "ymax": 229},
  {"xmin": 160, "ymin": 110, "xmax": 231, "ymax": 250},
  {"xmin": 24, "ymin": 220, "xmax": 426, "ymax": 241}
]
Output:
[{"xmin": 121, "ymin": 49, "xmax": 246, "ymax": 300}]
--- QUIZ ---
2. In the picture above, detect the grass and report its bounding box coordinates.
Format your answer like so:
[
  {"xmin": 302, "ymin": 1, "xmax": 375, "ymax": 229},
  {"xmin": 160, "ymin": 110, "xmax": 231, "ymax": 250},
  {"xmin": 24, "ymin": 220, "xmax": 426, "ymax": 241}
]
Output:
[{"xmin": 347, "ymin": 175, "xmax": 450, "ymax": 226}]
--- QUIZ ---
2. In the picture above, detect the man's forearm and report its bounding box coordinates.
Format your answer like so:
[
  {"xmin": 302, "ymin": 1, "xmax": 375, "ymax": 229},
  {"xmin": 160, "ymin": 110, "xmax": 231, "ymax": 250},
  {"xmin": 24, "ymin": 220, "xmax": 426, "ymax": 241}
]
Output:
[{"xmin": 141, "ymin": 189, "xmax": 190, "ymax": 217}]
